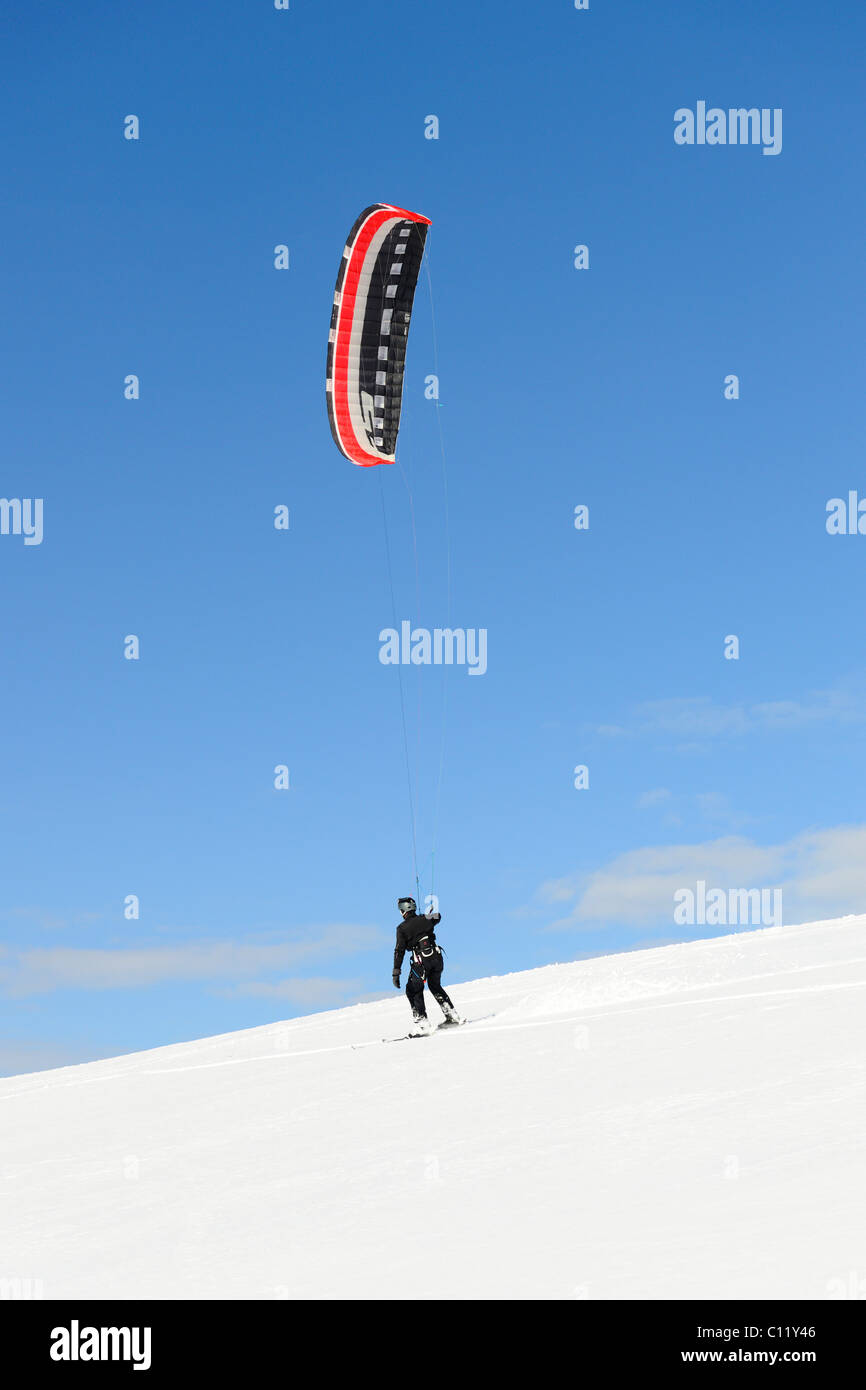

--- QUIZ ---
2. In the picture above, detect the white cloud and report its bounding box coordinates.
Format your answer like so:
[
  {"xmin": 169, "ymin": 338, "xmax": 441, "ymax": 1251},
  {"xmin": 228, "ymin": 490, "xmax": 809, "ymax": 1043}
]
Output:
[
  {"xmin": 538, "ymin": 825, "xmax": 866, "ymax": 931},
  {"xmin": 0, "ymin": 924, "xmax": 383, "ymax": 998}
]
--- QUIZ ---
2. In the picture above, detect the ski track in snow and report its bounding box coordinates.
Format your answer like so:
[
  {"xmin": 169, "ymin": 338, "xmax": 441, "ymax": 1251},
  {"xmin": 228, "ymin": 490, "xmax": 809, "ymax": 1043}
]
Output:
[{"xmin": 1, "ymin": 916, "xmax": 864, "ymax": 1299}]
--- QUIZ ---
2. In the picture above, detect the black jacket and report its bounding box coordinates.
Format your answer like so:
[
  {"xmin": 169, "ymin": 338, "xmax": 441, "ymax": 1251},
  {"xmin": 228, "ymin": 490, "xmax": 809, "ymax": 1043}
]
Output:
[{"xmin": 393, "ymin": 911, "xmax": 441, "ymax": 973}]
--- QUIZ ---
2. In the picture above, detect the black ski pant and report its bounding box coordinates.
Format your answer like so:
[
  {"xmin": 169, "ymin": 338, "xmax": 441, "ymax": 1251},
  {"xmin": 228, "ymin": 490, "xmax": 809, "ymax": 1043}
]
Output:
[{"xmin": 406, "ymin": 948, "xmax": 453, "ymax": 1017}]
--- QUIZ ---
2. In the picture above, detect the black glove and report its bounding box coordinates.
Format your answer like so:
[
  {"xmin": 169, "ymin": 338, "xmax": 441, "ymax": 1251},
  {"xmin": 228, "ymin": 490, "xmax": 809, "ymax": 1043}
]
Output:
[{"xmin": 392, "ymin": 971, "xmax": 401, "ymax": 989}]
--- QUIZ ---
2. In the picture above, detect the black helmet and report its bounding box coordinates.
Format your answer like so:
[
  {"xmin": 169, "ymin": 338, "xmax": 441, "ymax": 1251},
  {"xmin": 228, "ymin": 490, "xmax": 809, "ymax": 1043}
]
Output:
[{"xmin": 397, "ymin": 897, "xmax": 417, "ymax": 916}]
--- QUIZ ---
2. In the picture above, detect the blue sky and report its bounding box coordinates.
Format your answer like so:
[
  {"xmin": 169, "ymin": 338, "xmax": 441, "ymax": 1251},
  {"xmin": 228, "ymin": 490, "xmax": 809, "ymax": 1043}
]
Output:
[{"xmin": 2, "ymin": 0, "xmax": 865, "ymax": 1074}]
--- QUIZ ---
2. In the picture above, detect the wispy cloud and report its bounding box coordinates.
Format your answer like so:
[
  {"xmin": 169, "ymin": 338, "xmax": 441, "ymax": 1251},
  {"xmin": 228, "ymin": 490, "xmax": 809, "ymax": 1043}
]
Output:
[
  {"xmin": 636, "ymin": 787, "xmax": 672, "ymax": 808},
  {"xmin": 227, "ymin": 976, "xmax": 369, "ymax": 1007},
  {"xmin": 635, "ymin": 788, "xmax": 756, "ymax": 831},
  {"xmin": 0, "ymin": 924, "xmax": 383, "ymax": 998},
  {"xmin": 0, "ymin": 1040, "xmax": 102, "ymax": 1078},
  {"xmin": 537, "ymin": 825, "xmax": 866, "ymax": 931},
  {"xmin": 0, "ymin": 907, "xmax": 105, "ymax": 932},
  {"xmin": 598, "ymin": 683, "xmax": 866, "ymax": 741}
]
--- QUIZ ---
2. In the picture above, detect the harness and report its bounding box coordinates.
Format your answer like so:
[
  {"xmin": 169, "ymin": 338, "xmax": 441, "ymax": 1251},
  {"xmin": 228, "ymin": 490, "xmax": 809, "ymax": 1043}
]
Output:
[{"xmin": 409, "ymin": 934, "xmax": 439, "ymax": 981}]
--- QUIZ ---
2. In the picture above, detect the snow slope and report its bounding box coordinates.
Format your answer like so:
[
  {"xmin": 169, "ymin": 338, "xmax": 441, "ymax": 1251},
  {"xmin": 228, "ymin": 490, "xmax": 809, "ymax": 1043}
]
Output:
[{"xmin": 2, "ymin": 916, "xmax": 864, "ymax": 1300}]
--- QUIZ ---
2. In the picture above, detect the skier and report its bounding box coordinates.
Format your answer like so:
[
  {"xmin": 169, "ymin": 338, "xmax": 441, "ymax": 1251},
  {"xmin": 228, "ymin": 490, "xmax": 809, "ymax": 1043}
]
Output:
[{"xmin": 392, "ymin": 897, "xmax": 462, "ymax": 1036}]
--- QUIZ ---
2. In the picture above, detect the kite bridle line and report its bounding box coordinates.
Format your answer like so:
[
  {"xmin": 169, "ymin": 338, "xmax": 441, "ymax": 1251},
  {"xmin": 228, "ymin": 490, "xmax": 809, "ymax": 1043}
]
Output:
[
  {"xmin": 376, "ymin": 219, "xmax": 451, "ymax": 917},
  {"xmin": 397, "ymin": 453, "xmax": 423, "ymax": 905},
  {"xmin": 422, "ymin": 243, "xmax": 451, "ymax": 912},
  {"xmin": 378, "ymin": 468, "xmax": 420, "ymax": 901}
]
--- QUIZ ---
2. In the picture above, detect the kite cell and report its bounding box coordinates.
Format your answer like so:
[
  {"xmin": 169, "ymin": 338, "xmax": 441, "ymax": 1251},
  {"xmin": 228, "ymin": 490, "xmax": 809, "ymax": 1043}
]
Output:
[{"xmin": 326, "ymin": 204, "xmax": 431, "ymax": 466}]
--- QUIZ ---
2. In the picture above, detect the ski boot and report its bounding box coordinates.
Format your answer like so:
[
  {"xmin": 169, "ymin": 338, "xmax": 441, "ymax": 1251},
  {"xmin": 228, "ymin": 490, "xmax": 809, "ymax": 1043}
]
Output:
[
  {"xmin": 439, "ymin": 1002, "xmax": 463, "ymax": 1027},
  {"xmin": 408, "ymin": 1011, "xmax": 433, "ymax": 1038}
]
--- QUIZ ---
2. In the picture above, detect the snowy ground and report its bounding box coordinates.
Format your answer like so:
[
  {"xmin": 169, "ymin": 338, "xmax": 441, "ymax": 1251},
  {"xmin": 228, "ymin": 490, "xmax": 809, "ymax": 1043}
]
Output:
[{"xmin": 2, "ymin": 916, "xmax": 864, "ymax": 1300}]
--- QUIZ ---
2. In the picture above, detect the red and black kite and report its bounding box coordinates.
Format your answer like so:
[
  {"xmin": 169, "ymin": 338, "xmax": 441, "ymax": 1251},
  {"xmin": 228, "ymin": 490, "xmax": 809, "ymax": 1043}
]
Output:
[{"xmin": 326, "ymin": 204, "xmax": 431, "ymax": 466}]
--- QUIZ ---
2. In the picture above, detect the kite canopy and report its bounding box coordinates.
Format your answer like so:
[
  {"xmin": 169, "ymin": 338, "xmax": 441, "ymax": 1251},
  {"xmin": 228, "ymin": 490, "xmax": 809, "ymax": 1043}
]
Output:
[{"xmin": 326, "ymin": 203, "xmax": 431, "ymax": 466}]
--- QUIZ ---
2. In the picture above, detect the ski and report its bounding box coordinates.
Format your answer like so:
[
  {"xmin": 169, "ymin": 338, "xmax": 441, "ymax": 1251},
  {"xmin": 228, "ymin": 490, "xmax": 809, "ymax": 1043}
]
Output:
[
  {"xmin": 349, "ymin": 1015, "xmax": 494, "ymax": 1049},
  {"xmin": 351, "ymin": 1029, "xmax": 434, "ymax": 1047},
  {"xmin": 374, "ymin": 1014, "xmax": 491, "ymax": 1045}
]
